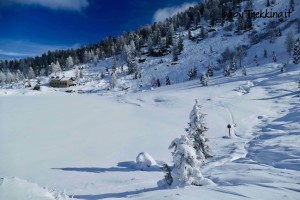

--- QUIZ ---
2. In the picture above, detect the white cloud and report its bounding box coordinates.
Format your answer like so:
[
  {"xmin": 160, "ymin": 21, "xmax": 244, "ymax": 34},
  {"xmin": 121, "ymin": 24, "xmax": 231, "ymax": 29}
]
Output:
[
  {"xmin": 0, "ymin": 39, "xmax": 80, "ymax": 59},
  {"xmin": 0, "ymin": 49, "xmax": 30, "ymax": 57},
  {"xmin": 9, "ymin": 0, "xmax": 89, "ymax": 12},
  {"xmin": 153, "ymin": 2, "xmax": 196, "ymax": 22}
]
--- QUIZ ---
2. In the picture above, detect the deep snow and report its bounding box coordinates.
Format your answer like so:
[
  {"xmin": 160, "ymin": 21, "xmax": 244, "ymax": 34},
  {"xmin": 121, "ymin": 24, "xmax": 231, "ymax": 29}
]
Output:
[
  {"xmin": 1, "ymin": 61, "xmax": 300, "ymax": 199},
  {"xmin": 1, "ymin": 0, "xmax": 300, "ymax": 199}
]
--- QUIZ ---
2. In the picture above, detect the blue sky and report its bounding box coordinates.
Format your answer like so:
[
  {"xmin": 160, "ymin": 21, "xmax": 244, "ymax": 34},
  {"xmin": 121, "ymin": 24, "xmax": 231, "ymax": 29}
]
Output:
[{"xmin": 0, "ymin": 0, "xmax": 196, "ymax": 60}]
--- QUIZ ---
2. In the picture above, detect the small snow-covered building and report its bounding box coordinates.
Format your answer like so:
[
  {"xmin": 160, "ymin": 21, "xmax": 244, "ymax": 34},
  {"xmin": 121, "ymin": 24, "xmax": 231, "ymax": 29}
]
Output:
[{"xmin": 50, "ymin": 76, "xmax": 76, "ymax": 88}]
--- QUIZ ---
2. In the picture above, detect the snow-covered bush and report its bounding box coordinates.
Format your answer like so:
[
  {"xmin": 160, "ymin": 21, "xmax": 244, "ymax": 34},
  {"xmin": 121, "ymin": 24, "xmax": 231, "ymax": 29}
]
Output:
[{"xmin": 135, "ymin": 152, "xmax": 157, "ymax": 170}]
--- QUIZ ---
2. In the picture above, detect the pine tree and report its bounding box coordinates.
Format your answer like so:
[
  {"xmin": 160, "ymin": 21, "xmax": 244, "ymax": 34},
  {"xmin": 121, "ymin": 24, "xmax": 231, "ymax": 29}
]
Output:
[
  {"xmin": 156, "ymin": 78, "xmax": 161, "ymax": 87},
  {"xmin": 5, "ymin": 71, "xmax": 14, "ymax": 83},
  {"xmin": 50, "ymin": 62, "xmax": 61, "ymax": 74},
  {"xmin": 166, "ymin": 23, "xmax": 174, "ymax": 47},
  {"xmin": 186, "ymin": 100, "xmax": 212, "ymax": 159},
  {"xmin": 200, "ymin": 74, "xmax": 208, "ymax": 86},
  {"xmin": 207, "ymin": 65, "xmax": 213, "ymax": 77},
  {"xmin": 272, "ymin": 51, "xmax": 277, "ymax": 62},
  {"xmin": 188, "ymin": 67, "xmax": 197, "ymax": 80},
  {"xmin": 127, "ymin": 60, "xmax": 139, "ymax": 75},
  {"xmin": 66, "ymin": 56, "xmax": 74, "ymax": 69},
  {"xmin": 166, "ymin": 76, "xmax": 171, "ymax": 85},
  {"xmin": 235, "ymin": 45, "xmax": 246, "ymax": 68},
  {"xmin": 0, "ymin": 71, "xmax": 6, "ymax": 83},
  {"xmin": 172, "ymin": 46, "xmax": 179, "ymax": 62},
  {"xmin": 27, "ymin": 67, "xmax": 36, "ymax": 79},
  {"xmin": 200, "ymin": 27, "xmax": 205, "ymax": 38},
  {"xmin": 286, "ymin": 30, "xmax": 295, "ymax": 56},
  {"xmin": 168, "ymin": 135, "xmax": 204, "ymax": 187},
  {"xmin": 224, "ymin": 65, "xmax": 230, "ymax": 77},
  {"xmin": 231, "ymin": 56, "xmax": 237, "ymax": 72},
  {"xmin": 100, "ymin": 72, "xmax": 105, "ymax": 79},
  {"xmin": 293, "ymin": 38, "xmax": 300, "ymax": 64},
  {"xmin": 16, "ymin": 69, "xmax": 24, "ymax": 82},
  {"xmin": 178, "ymin": 36, "xmax": 184, "ymax": 53}
]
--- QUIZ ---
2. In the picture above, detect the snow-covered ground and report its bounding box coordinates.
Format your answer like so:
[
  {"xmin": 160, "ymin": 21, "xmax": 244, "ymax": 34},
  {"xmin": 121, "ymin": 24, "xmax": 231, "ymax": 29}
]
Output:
[
  {"xmin": 1, "ymin": 0, "xmax": 300, "ymax": 199},
  {"xmin": 1, "ymin": 61, "xmax": 300, "ymax": 199}
]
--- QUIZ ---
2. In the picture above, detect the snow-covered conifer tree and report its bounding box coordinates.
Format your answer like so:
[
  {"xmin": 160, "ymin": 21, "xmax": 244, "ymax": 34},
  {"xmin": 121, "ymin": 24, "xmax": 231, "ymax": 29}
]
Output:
[
  {"xmin": 235, "ymin": 45, "xmax": 246, "ymax": 68},
  {"xmin": 16, "ymin": 69, "xmax": 24, "ymax": 82},
  {"xmin": 200, "ymin": 74, "xmax": 208, "ymax": 86},
  {"xmin": 207, "ymin": 65, "xmax": 213, "ymax": 77},
  {"xmin": 224, "ymin": 65, "xmax": 230, "ymax": 77},
  {"xmin": 66, "ymin": 56, "xmax": 74, "ymax": 69},
  {"xmin": 168, "ymin": 135, "xmax": 204, "ymax": 187},
  {"xmin": 178, "ymin": 36, "xmax": 184, "ymax": 53},
  {"xmin": 186, "ymin": 100, "xmax": 212, "ymax": 159},
  {"xmin": 293, "ymin": 38, "xmax": 300, "ymax": 64},
  {"xmin": 231, "ymin": 56, "xmax": 237, "ymax": 72},
  {"xmin": 166, "ymin": 23, "xmax": 174, "ymax": 46},
  {"xmin": 5, "ymin": 71, "xmax": 14, "ymax": 83},
  {"xmin": 0, "ymin": 71, "xmax": 6, "ymax": 83},
  {"xmin": 27, "ymin": 67, "xmax": 36, "ymax": 79},
  {"xmin": 156, "ymin": 78, "xmax": 161, "ymax": 87},
  {"xmin": 50, "ymin": 62, "xmax": 61, "ymax": 74},
  {"xmin": 166, "ymin": 76, "xmax": 171, "ymax": 85},
  {"xmin": 172, "ymin": 45, "xmax": 179, "ymax": 62}
]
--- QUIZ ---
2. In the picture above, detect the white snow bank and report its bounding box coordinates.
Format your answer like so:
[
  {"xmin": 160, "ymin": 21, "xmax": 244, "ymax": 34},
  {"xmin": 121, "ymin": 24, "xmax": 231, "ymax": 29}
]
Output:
[
  {"xmin": 0, "ymin": 177, "xmax": 71, "ymax": 200},
  {"xmin": 135, "ymin": 152, "xmax": 158, "ymax": 170}
]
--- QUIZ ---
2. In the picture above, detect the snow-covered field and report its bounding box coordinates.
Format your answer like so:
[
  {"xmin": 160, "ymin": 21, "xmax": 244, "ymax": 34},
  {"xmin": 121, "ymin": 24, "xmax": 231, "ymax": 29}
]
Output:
[
  {"xmin": 1, "ymin": 61, "xmax": 300, "ymax": 199},
  {"xmin": 1, "ymin": 0, "xmax": 300, "ymax": 199}
]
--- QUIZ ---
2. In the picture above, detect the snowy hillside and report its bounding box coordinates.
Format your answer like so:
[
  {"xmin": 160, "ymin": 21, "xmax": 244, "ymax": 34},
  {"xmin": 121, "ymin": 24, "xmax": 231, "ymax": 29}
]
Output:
[{"xmin": 1, "ymin": 0, "xmax": 300, "ymax": 199}]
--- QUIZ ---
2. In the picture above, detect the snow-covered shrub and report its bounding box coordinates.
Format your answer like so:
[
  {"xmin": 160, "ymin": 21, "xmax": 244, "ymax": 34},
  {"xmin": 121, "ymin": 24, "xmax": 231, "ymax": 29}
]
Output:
[{"xmin": 135, "ymin": 152, "xmax": 157, "ymax": 170}]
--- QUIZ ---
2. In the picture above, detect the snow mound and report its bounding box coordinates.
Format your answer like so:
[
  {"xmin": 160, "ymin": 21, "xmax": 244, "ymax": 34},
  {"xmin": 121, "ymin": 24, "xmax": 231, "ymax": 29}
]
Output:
[
  {"xmin": 0, "ymin": 177, "xmax": 71, "ymax": 200},
  {"xmin": 234, "ymin": 81, "xmax": 254, "ymax": 95},
  {"xmin": 135, "ymin": 152, "xmax": 158, "ymax": 170}
]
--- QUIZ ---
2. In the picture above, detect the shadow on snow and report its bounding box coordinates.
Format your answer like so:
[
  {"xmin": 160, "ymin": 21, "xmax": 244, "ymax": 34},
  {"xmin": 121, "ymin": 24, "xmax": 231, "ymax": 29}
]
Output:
[
  {"xmin": 72, "ymin": 187, "xmax": 160, "ymax": 200},
  {"xmin": 52, "ymin": 161, "xmax": 161, "ymax": 173}
]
